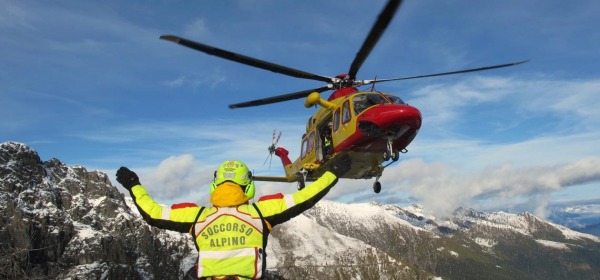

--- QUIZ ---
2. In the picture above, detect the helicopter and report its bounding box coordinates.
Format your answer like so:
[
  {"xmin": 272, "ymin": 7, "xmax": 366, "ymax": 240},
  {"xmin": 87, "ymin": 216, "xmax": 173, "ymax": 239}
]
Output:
[{"xmin": 160, "ymin": 0, "xmax": 527, "ymax": 193}]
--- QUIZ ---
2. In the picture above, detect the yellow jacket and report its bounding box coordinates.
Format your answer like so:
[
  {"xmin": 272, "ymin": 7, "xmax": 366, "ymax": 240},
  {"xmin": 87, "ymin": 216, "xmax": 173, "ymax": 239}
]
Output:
[{"xmin": 129, "ymin": 171, "xmax": 339, "ymax": 279}]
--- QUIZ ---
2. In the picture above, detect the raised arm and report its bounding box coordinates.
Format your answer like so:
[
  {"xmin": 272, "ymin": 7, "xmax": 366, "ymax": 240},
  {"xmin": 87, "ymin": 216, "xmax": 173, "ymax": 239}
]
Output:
[
  {"xmin": 116, "ymin": 167, "xmax": 202, "ymax": 233},
  {"xmin": 254, "ymin": 154, "xmax": 352, "ymax": 227}
]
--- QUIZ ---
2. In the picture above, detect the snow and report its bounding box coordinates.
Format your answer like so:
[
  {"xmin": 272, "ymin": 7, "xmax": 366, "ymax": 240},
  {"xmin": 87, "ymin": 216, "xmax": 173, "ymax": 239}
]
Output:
[
  {"xmin": 551, "ymin": 222, "xmax": 600, "ymax": 242},
  {"xmin": 474, "ymin": 237, "xmax": 497, "ymax": 248},
  {"xmin": 450, "ymin": 209, "xmax": 600, "ymax": 242},
  {"xmin": 88, "ymin": 196, "xmax": 106, "ymax": 207},
  {"xmin": 274, "ymin": 213, "xmax": 367, "ymax": 264},
  {"xmin": 124, "ymin": 197, "xmax": 143, "ymax": 218},
  {"xmin": 435, "ymin": 247, "xmax": 458, "ymax": 258},
  {"xmin": 317, "ymin": 200, "xmax": 427, "ymax": 233},
  {"xmin": 535, "ymin": 239, "xmax": 570, "ymax": 250},
  {"xmin": 268, "ymin": 208, "xmax": 404, "ymax": 272},
  {"xmin": 475, "ymin": 212, "xmax": 533, "ymax": 236}
]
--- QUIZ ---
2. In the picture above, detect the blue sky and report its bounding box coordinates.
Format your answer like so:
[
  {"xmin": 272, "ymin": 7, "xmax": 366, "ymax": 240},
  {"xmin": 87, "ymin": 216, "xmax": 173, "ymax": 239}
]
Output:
[{"xmin": 2, "ymin": 0, "xmax": 600, "ymax": 217}]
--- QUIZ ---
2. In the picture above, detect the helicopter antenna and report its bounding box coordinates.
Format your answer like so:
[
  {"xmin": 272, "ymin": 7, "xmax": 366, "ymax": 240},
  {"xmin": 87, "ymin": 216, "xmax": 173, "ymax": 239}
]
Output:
[
  {"xmin": 264, "ymin": 129, "xmax": 282, "ymax": 169},
  {"xmin": 370, "ymin": 75, "xmax": 378, "ymax": 91}
]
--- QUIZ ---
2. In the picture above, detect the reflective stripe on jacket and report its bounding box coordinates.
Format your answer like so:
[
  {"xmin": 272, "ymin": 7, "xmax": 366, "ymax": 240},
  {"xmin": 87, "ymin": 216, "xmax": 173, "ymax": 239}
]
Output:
[{"xmin": 128, "ymin": 171, "xmax": 339, "ymax": 279}]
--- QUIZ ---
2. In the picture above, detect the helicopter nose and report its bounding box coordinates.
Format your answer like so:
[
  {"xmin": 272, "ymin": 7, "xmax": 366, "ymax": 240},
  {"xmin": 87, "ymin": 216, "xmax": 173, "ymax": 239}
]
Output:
[{"xmin": 357, "ymin": 104, "xmax": 422, "ymax": 136}]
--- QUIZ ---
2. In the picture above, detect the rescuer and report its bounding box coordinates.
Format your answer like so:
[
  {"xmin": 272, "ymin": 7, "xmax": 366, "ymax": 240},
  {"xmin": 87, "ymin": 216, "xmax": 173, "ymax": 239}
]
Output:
[{"xmin": 116, "ymin": 154, "xmax": 351, "ymax": 280}]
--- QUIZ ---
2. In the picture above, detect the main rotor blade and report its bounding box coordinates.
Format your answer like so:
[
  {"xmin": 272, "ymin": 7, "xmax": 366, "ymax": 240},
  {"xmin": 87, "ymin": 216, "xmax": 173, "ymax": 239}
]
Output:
[
  {"xmin": 348, "ymin": 0, "xmax": 403, "ymax": 80},
  {"xmin": 229, "ymin": 86, "xmax": 331, "ymax": 109},
  {"xmin": 160, "ymin": 35, "xmax": 333, "ymax": 83},
  {"xmin": 363, "ymin": 60, "xmax": 529, "ymax": 84}
]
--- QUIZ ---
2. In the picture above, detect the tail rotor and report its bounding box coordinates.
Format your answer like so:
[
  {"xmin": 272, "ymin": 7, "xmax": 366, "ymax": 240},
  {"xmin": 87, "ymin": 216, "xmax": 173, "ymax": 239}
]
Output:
[{"xmin": 264, "ymin": 129, "xmax": 282, "ymax": 169}]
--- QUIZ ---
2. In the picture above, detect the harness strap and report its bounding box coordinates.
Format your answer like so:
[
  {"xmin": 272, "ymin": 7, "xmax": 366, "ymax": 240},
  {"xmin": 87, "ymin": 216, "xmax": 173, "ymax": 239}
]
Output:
[
  {"xmin": 191, "ymin": 206, "xmax": 206, "ymax": 251},
  {"xmin": 252, "ymin": 203, "xmax": 269, "ymax": 277}
]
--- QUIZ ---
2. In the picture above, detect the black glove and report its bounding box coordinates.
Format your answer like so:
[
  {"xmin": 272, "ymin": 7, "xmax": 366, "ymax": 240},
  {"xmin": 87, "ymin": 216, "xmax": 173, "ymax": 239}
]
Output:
[
  {"xmin": 116, "ymin": 166, "xmax": 140, "ymax": 191},
  {"xmin": 330, "ymin": 153, "xmax": 352, "ymax": 178}
]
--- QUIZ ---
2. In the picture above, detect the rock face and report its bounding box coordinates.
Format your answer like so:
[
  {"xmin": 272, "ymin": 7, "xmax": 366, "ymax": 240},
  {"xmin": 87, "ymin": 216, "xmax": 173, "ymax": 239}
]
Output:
[
  {"xmin": 0, "ymin": 142, "xmax": 195, "ymax": 279},
  {"xmin": 2, "ymin": 141, "xmax": 600, "ymax": 280}
]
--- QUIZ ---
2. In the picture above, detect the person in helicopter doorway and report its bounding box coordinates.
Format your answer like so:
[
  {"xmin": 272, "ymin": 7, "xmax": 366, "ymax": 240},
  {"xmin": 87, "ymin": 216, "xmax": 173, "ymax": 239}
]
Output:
[
  {"xmin": 322, "ymin": 122, "xmax": 333, "ymax": 161},
  {"xmin": 116, "ymin": 154, "xmax": 352, "ymax": 280}
]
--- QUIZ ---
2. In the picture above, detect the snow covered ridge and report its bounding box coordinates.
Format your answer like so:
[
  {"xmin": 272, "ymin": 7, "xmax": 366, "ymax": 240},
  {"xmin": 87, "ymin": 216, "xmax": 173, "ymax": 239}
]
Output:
[
  {"xmin": 272, "ymin": 200, "xmax": 600, "ymax": 278},
  {"xmin": 305, "ymin": 200, "xmax": 599, "ymax": 243},
  {"xmin": 3, "ymin": 141, "xmax": 600, "ymax": 280}
]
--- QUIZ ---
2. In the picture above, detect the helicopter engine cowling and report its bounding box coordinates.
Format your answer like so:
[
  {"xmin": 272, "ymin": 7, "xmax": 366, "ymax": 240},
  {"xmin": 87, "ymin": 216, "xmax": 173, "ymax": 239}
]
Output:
[{"xmin": 304, "ymin": 92, "xmax": 335, "ymax": 109}]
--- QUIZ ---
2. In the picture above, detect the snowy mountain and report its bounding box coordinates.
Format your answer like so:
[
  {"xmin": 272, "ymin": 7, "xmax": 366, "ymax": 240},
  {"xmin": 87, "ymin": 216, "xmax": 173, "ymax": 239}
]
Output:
[{"xmin": 2, "ymin": 141, "xmax": 600, "ymax": 279}]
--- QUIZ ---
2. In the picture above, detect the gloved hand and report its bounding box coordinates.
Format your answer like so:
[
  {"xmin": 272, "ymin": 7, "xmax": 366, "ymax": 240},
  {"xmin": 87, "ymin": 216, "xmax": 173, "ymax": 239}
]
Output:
[
  {"xmin": 116, "ymin": 167, "xmax": 141, "ymax": 191},
  {"xmin": 329, "ymin": 153, "xmax": 352, "ymax": 178}
]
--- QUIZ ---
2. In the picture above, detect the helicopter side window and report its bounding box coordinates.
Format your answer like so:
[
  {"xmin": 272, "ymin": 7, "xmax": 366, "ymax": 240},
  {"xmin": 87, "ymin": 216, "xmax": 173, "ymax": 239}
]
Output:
[
  {"xmin": 301, "ymin": 135, "xmax": 308, "ymax": 159},
  {"xmin": 342, "ymin": 101, "xmax": 351, "ymax": 124},
  {"xmin": 333, "ymin": 109, "xmax": 340, "ymax": 131}
]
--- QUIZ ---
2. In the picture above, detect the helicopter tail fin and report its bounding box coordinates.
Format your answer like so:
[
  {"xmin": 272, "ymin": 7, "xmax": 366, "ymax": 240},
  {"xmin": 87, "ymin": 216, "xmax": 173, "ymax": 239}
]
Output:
[
  {"xmin": 274, "ymin": 147, "xmax": 292, "ymax": 168},
  {"xmin": 274, "ymin": 147, "xmax": 297, "ymax": 179}
]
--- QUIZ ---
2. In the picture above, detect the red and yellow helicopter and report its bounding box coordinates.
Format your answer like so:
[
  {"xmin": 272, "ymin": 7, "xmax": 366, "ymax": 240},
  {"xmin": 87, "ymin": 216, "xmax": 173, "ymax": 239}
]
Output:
[{"xmin": 160, "ymin": 0, "xmax": 527, "ymax": 193}]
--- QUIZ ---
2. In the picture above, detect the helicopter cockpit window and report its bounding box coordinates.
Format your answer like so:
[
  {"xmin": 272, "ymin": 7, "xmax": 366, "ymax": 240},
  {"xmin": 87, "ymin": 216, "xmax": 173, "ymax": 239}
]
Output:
[
  {"xmin": 385, "ymin": 94, "xmax": 406, "ymax": 104},
  {"xmin": 353, "ymin": 93, "xmax": 389, "ymax": 115}
]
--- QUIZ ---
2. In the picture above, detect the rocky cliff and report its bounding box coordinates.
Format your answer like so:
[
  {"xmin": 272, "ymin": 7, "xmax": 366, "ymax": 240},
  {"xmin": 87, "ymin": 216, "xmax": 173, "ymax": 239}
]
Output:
[{"xmin": 0, "ymin": 142, "xmax": 195, "ymax": 279}]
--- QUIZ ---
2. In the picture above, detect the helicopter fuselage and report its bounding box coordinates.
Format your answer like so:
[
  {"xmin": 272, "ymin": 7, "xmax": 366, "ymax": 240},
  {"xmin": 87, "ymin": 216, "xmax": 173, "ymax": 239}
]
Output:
[{"xmin": 276, "ymin": 88, "xmax": 422, "ymax": 182}]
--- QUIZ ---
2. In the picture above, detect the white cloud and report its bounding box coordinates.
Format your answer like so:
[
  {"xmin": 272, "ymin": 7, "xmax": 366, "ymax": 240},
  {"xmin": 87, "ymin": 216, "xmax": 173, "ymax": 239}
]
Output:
[
  {"xmin": 144, "ymin": 154, "xmax": 208, "ymax": 197},
  {"xmin": 182, "ymin": 18, "xmax": 210, "ymax": 39},
  {"xmin": 373, "ymin": 157, "xmax": 600, "ymax": 218},
  {"xmin": 407, "ymin": 76, "xmax": 600, "ymax": 136},
  {"xmin": 164, "ymin": 76, "xmax": 185, "ymax": 88}
]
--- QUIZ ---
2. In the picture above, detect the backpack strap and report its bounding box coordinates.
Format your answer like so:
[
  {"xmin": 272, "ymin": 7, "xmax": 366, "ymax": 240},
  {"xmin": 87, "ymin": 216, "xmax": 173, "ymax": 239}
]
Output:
[
  {"xmin": 252, "ymin": 203, "xmax": 269, "ymax": 276},
  {"xmin": 190, "ymin": 206, "xmax": 205, "ymax": 251}
]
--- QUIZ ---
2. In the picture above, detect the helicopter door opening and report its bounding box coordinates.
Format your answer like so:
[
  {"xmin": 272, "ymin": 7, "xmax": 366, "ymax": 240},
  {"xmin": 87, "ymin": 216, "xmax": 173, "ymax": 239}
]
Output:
[{"xmin": 318, "ymin": 119, "xmax": 334, "ymax": 162}]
